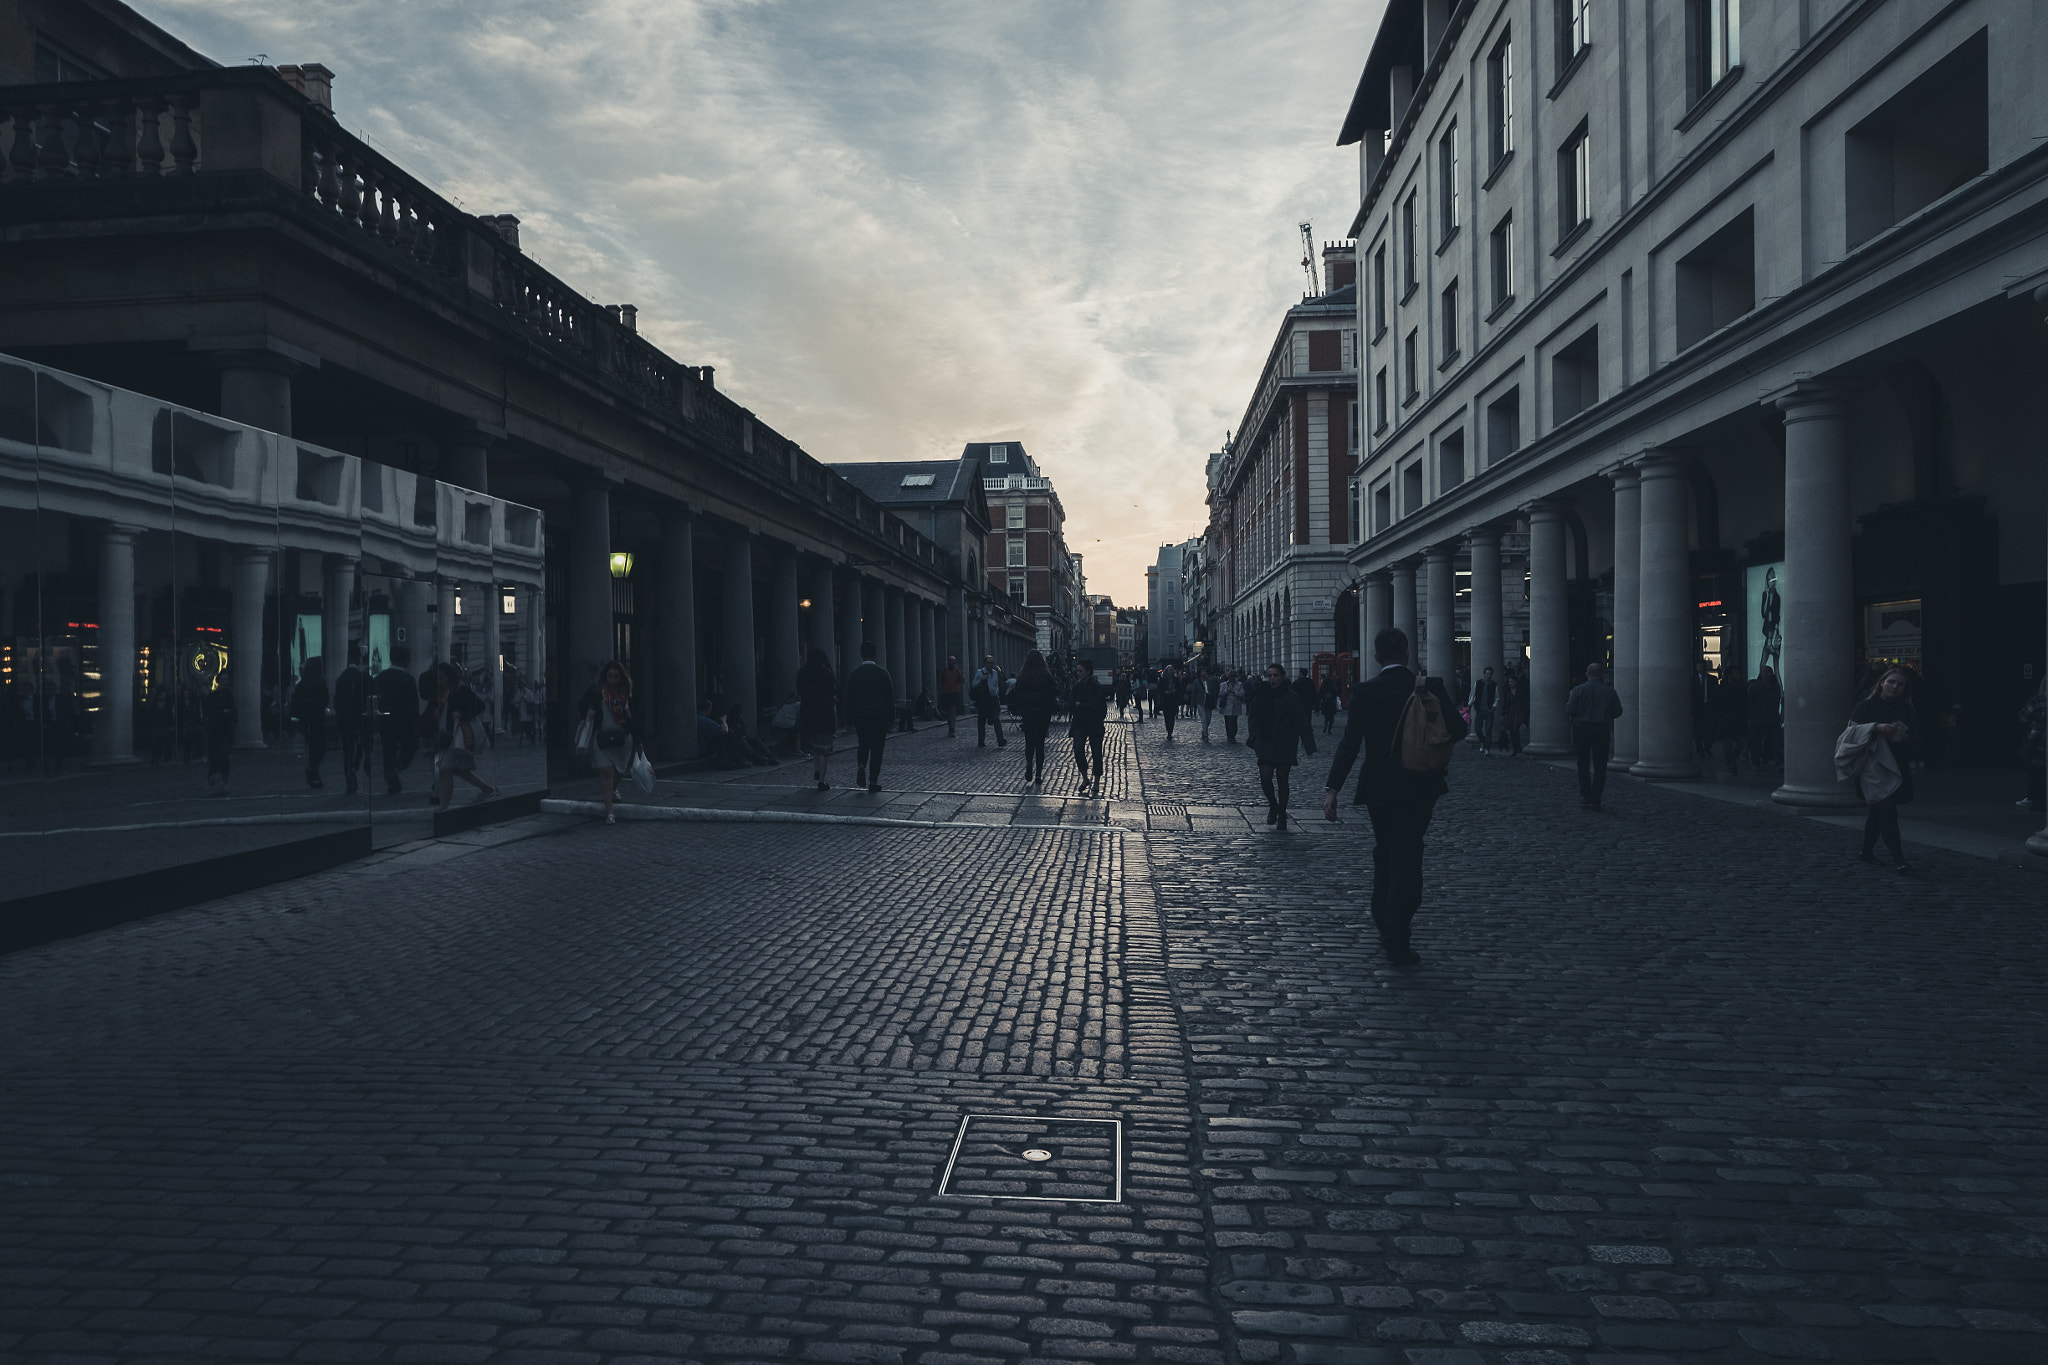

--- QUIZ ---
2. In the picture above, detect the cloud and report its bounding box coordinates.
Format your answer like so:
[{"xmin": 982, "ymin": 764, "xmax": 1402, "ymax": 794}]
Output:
[{"xmin": 150, "ymin": 0, "xmax": 1383, "ymax": 602}]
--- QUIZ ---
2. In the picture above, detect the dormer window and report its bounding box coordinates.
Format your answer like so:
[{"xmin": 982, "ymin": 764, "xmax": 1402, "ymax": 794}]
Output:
[
  {"xmin": 988, "ymin": 444, "xmax": 1009, "ymax": 463},
  {"xmin": 900, "ymin": 473, "xmax": 935, "ymax": 487}
]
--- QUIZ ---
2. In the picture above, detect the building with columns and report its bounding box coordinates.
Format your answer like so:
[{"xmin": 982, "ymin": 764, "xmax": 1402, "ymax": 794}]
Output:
[
  {"xmin": 1210, "ymin": 244, "xmax": 1363, "ymax": 676},
  {"xmin": 1339, "ymin": 0, "xmax": 2048, "ymax": 854},
  {"xmin": 0, "ymin": 0, "xmax": 961, "ymax": 761}
]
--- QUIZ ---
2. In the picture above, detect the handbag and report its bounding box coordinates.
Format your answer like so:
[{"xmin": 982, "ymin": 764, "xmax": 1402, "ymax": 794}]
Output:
[
  {"xmin": 771, "ymin": 701, "xmax": 800, "ymax": 730},
  {"xmin": 628, "ymin": 747, "xmax": 655, "ymax": 793},
  {"xmin": 572, "ymin": 715, "xmax": 595, "ymax": 755}
]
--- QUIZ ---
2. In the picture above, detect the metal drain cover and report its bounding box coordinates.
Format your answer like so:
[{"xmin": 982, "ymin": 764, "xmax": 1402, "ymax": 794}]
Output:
[{"xmin": 938, "ymin": 1114, "xmax": 1123, "ymax": 1202}]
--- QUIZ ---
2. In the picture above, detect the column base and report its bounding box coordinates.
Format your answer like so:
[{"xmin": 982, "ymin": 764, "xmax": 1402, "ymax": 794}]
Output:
[
  {"xmin": 232, "ymin": 740, "xmax": 270, "ymax": 752},
  {"xmin": 1523, "ymin": 743, "xmax": 1571, "ymax": 757},
  {"xmin": 1771, "ymin": 783, "xmax": 1864, "ymax": 810},
  {"xmin": 86, "ymin": 754, "xmax": 143, "ymax": 768},
  {"xmin": 1610, "ymin": 750, "xmax": 1639, "ymax": 769},
  {"xmin": 2026, "ymin": 828, "xmax": 2048, "ymax": 857},
  {"xmin": 1629, "ymin": 760, "xmax": 1699, "ymax": 781}
]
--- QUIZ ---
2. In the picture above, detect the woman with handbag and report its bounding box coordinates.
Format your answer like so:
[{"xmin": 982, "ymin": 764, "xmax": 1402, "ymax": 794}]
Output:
[
  {"xmin": 1851, "ymin": 666, "xmax": 1919, "ymax": 873},
  {"xmin": 429, "ymin": 661, "xmax": 495, "ymax": 811},
  {"xmin": 577, "ymin": 660, "xmax": 635, "ymax": 825},
  {"xmin": 795, "ymin": 649, "xmax": 837, "ymax": 791},
  {"xmin": 1011, "ymin": 650, "xmax": 1058, "ymax": 785}
]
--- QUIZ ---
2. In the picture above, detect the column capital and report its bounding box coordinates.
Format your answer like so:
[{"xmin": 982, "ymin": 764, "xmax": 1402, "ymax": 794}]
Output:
[
  {"xmin": 1604, "ymin": 462, "xmax": 1641, "ymax": 489},
  {"xmin": 323, "ymin": 550, "xmax": 360, "ymax": 568},
  {"xmin": 1523, "ymin": 498, "xmax": 1569, "ymax": 522},
  {"xmin": 1423, "ymin": 542, "xmax": 1458, "ymax": 563},
  {"xmin": 1630, "ymin": 448, "xmax": 1692, "ymax": 479},
  {"xmin": 187, "ymin": 334, "xmax": 321, "ymax": 372},
  {"xmin": 1767, "ymin": 380, "xmax": 1855, "ymax": 419},
  {"xmin": 231, "ymin": 545, "xmax": 272, "ymax": 566},
  {"xmin": 1363, "ymin": 568, "xmax": 1393, "ymax": 585},
  {"xmin": 1463, "ymin": 522, "xmax": 1507, "ymax": 544},
  {"xmin": 101, "ymin": 522, "xmax": 146, "ymax": 542}
]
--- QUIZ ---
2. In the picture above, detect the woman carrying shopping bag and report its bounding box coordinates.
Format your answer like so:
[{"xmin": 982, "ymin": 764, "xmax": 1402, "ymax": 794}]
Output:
[{"xmin": 577, "ymin": 660, "xmax": 636, "ymax": 825}]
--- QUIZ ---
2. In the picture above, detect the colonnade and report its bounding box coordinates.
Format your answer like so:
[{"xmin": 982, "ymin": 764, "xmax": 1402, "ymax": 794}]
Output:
[{"xmin": 1359, "ymin": 388, "xmax": 1885, "ymax": 808}]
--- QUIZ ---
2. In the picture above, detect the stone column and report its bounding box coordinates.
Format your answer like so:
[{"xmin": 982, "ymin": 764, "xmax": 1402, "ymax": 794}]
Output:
[
  {"xmin": 526, "ymin": 584, "xmax": 546, "ymax": 685},
  {"xmin": 569, "ymin": 478, "xmax": 613, "ymax": 693},
  {"xmin": 722, "ymin": 527, "xmax": 758, "ymax": 723},
  {"xmin": 1424, "ymin": 544, "xmax": 1457, "ymax": 680},
  {"xmin": 1364, "ymin": 571, "xmax": 1392, "ymax": 661},
  {"xmin": 838, "ymin": 571, "xmax": 864, "ymax": 677},
  {"xmin": 231, "ymin": 547, "xmax": 270, "ymax": 749},
  {"xmin": 482, "ymin": 578, "xmax": 503, "ymax": 680},
  {"xmin": 1467, "ymin": 527, "xmax": 1502, "ymax": 694},
  {"xmin": 921, "ymin": 598, "xmax": 938, "ymax": 702},
  {"xmin": 1634, "ymin": 452, "xmax": 1698, "ymax": 779},
  {"xmin": 216, "ymin": 352, "xmax": 298, "ymax": 434},
  {"xmin": 862, "ymin": 579, "xmax": 885, "ymax": 655},
  {"xmin": 1773, "ymin": 388, "xmax": 1860, "ymax": 808},
  {"xmin": 1390, "ymin": 560, "xmax": 1418, "ymax": 667},
  {"xmin": 1525, "ymin": 501, "xmax": 1571, "ymax": 755},
  {"xmin": 433, "ymin": 422, "xmax": 498, "ymax": 495},
  {"xmin": 885, "ymin": 587, "xmax": 907, "ymax": 705},
  {"xmin": 947, "ymin": 584, "xmax": 968, "ymax": 670},
  {"xmin": 808, "ymin": 557, "xmax": 837, "ymax": 674},
  {"xmin": 1608, "ymin": 466, "xmax": 1643, "ymax": 769},
  {"xmin": 656, "ymin": 510, "xmax": 699, "ymax": 759},
  {"xmin": 92, "ymin": 524, "xmax": 142, "ymax": 766},
  {"xmin": 436, "ymin": 579, "xmax": 457, "ymax": 665},
  {"xmin": 322, "ymin": 554, "xmax": 356, "ymax": 691},
  {"xmin": 2033, "ymin": 293, "xmax": 2048, "ymax": 857},
  {"xmin": 767, "ymin": 546, "xmax": 800, "ymax": 705}
]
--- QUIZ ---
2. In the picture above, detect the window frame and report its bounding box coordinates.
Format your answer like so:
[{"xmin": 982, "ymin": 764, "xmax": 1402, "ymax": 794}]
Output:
[
  {"xmin": 1686, "ymin": 0, "xmax": 1741, "ymax": 106},
  {"xmin": 1372, "ymin": 244, "xmax": 1389, "ymax": 336},
  {"xmin": 1400, "ymin": 192, "xmax": 1419, "ymax": 299},
  {"xmin": 1437, "ymin": 120, "xmax": 1460, "ymax": 244},
  {"xmin": 1556, "ymin": 122, "xmax": 1592, "ymax": 245},
  {"xmin": 1488, "ymin": 34, "xmax": 1514, "ymax": 168},
  {"xmin": 1439, "ymin": 279, "xmax": 1461, "ymax": 367},
  {"xmin": 1488, "ymin": 213, "xmax": 1516, "ymax": 316},
  {"xmin": 1555, "ymin": 0, "xmax": 1591, "ymax": 81},
  {"xmin": 1403, "ymin": 331, "xmax": 1420, "ymax": 403}
]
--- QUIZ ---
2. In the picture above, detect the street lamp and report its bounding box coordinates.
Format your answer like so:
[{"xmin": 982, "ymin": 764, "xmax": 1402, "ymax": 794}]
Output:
[{"xmin": 609, "ymin": 552, "xmax": 633, "ymax": 579}]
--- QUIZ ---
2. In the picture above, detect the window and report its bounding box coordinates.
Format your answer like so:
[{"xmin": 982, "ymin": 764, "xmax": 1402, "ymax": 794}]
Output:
[
  {"xmin": 1437, "ymin": 121, "xmax": 1460, "ymax": 241},
  {"xmin": 1488, "ymin": 35, "xmax": 1514, "ymax": 165},
  {"xmin": 1844, "ymin": 30, "xmax": 1988, "ymax": 250},
  {"xmin": 1676, "ymin": 208, "xmax": 1755, "ymax": 349},
  {"xmin": 1401, "ymin": 193, "xmax": 1418, "ymax": 294},
  {"xmin": 1349, "ymin": 399, "xmax": 1360, "ymax": 451},
  {"xmin": 900, "ymin": 472, "xmax": 936, "ymax": 487},
  {"xmin": 1373, "ymin": 245, "xmax": 1388, "ymax": 335},
  {"xmin": 1686, "ymin": 0, "xmax": 1740, "ymax": 104},
  {"xmin": 34, "ymin": 41, "xmax": 109, "ymax": 83},
  {"xmin": 1009, "ymin": 576, "xmax": 1026, "ymax": 600},
  {"xmin": 1552, "ymin": 327, "xmax": 1599, "ymax": 423},
  {"xmin": 1489, "ymin": 214, "xmax": 1515, "ymax": 310},
  {"xmin": 1403, "ymin": 331, "xmax": 1419, "ymax": 401},
  {"xmin": 1006, "ymin": 502, "xmax": 1025, "ymax": 529},
  {"xmin": 1374, "ymin": 368, "xmax": 1389, "ymax": 429},
  {"xmin": 1308, "ymin": 330, "xmax": 1342, "ymax": 372},
  {"xmin": 1556, "ymin": 0, "xmax": 1590, "ymax": 73},
  {"xmin": 988, "ymin": 444, "xmax": 1009, "ymax": 463},
  {"xmin": 1372, "ymin": 483, "xmax": 1392, "ymax": 533},
  {"xmin": 1440, "ymin": 431, "xmax": 1467, "ymax": 491},
  {"xmin": 1007, "ymin": 537, "xmax": 1026, "ymax": 567},
  {"xmin": 1440, "ymin": 280, "xmax": 1460, "ymax": 363},
  {"xmin": 1401, "ymin": 462, "xmax": 1425, "ymax": 517},
  {"xmin": 1486, "ymin": 388, "xmax": 1521, "ymax": 464},
  {"xmin": 1558, "ymin": 123, "xmax": 1591, "ymax": 240}
]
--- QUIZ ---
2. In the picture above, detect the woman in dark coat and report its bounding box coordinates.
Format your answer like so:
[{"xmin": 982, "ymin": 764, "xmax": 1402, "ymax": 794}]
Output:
[
  {"xmin": 1246, "ymin": 661, "xmax": 1317, "ymax": 827},
  {"xmin": 1851, "ymin": 666, "xmax": 1919, "ymax": 872},
  {"xmin": 796, "ymin": 648, "xmax": 837, "ymax": 791},
  {"xmin": 1068, "ymin": 659, "xmax": 1110, "ymax": 796},
  {"xmin": 1012, "ymin": 649, "xmax": 1059, "ymax": 785},
  {"xmin": 1498, "ymin": 674, "xmax": 1525, "ymax": 755}
]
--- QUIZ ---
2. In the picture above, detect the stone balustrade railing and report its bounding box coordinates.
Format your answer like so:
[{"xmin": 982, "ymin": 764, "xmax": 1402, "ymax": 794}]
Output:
[{"xmin": 0, "ymin": 68, "xmax": 948, "ymax": 583}]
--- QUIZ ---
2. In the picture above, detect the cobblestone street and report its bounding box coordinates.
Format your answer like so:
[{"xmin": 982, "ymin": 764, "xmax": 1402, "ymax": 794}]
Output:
[{"xmin": 3, "ymin": 720, "xmax": 2046, "ymax": 1365}]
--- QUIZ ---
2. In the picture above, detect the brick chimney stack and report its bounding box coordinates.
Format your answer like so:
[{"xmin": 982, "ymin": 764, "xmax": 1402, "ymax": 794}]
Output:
[{"xmin": 275, "ymin": 63, "xmax": 334, "ymax": 114}]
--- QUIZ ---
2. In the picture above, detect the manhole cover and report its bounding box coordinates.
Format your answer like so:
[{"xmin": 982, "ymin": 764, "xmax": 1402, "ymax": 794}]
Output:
[{"xmin": 937, "ymin": 1114, "xmax": 1123, "ymax": 1202}]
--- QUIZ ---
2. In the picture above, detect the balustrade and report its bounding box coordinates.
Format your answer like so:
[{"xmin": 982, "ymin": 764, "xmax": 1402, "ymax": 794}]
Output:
[{"xmin": 0, "ymin": 91, "xmax": 194, "ymax": 183}]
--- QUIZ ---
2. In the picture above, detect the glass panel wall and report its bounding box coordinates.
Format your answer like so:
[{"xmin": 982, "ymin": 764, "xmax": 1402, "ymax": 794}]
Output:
[{"xmin": 0, "ymin": 357, "xmax": 547, "ymax": 911}]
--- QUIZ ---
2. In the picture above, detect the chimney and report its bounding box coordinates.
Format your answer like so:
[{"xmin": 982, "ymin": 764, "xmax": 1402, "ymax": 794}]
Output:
[
  {"xmin": 275, "ymin": 64, "xmax": 334, "ymax": 114},
  {"xmin": 1322, "ymin": 242, "xmax": 1357, "ymax": 292},
  {"xmin": 482, "ymin": 215, "xmax": 521, "ymax": 250},
  {"xmin": 619, "ymin": 305, "xmax": 637, "ymax": 333}
]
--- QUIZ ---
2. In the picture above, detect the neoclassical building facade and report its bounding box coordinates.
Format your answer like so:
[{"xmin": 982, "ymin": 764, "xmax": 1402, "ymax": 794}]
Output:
[{"xmin": 1340, "ymin": 0, "xmax": 2048, "ymax": 853}]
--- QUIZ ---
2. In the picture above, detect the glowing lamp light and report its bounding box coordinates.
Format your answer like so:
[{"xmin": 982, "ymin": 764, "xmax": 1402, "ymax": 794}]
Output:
[
  {"xmin": 799, "ymin": 598, "xmax": 813, "ymax": 609},
  {"xmin": 609, "ymin": 551, "xmax": 634, "ymax": 579}
]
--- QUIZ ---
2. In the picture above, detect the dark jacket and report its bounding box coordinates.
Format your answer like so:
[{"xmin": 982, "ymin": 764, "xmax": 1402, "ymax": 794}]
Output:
[
  {"xmin": 374, "ymin": 666, "xmax": 419, "ymax": 727},
  {"xmin": 1291, "ymin": 676, "xmax": 1318, "ymax": 714},
  {"xmin": 1469, "ymin": 677, "xmax": 1498, "ymax": 714},
  {"xmin": 1713, "ymin": 676, "xmax": 1748, "ymax": 741},
  {"xmin": 1069, "ymin": 676, "xmax": 1109, "ymax": 735},
  {"xmin": 1324, "ymin": 665, "xmax": 1470, "ymax": 805},
  {"xmin": 796, "ymin": 667, "xmax": 837, "ymax": 734},
  {"xmin": 1012, "ymin": 674, "xmax": 1057, "ymax": 721},
  {"xmin": 332, "ymin": 665, "xmax": 367, "ymax": 734},
  {"xmin": 1247, "ymin": 681, "xmax": 1318, "ymax": 767},
  {"xmin": 842, "ymin": 660, "xmax": 895, "ymax": 726},
  {"xmin": 1564, "ymin": 678, "xmax": 1623, "ymax": 727},
  {"xmin": 289, "ymin": 674, "xmax": 329, "ymax": 729},
  {"xmin": 1747, "ymin": 675, "xmax": 1781, "ymax": 725}
]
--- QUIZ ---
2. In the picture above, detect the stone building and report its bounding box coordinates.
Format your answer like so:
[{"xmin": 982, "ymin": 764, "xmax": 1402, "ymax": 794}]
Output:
[
  {"xmin": 1211, "ymin": 244, "xmax": 1363, "ymax": 675},
  {"xmin": 1339, "ymin": 0, "xmax": 2048, "ymax": 854},
  {"xmin": 964, "ymin": 442, "xmax": 1076, "ymax": 658}
]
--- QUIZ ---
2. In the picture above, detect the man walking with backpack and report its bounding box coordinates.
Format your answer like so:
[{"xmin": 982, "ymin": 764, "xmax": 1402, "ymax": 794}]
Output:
[{"xmin": 1321, "ymin": 627, "xmax": 1468, "ymax": 968}]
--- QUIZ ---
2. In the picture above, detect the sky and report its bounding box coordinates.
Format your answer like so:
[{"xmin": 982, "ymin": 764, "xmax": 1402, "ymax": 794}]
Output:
[{"xmin": 155, "ymin": 0, "xmax": 1385, "ymax": 606}]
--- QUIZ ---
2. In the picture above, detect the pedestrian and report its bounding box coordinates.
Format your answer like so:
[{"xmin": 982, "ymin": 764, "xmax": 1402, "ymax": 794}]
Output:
[
  {"xmin": 2019, "ymin": 677, "xmax": 2046, "ymax": 813},
  {"xmin": 1012, "ymin": 649, "xmax": 1058, "ymax": 784},
  {"xmin": 1321, "ymin": 627, "xmax": 1468, "ymax": 967},
  {"xmin": 333, "ymin": 644, "xmax": 369, "ymax": 795},
  {"xmin": 1157, "ymin": 666, "xmax": 1182, "ymax": 740},
  {"xmin": 971, "ymin": 654, "xmax": 1008, "ymax": 748},
  {"xmin": 844, "ymin": 640, "xmax": 894, "ymax": 792},
  {"xmin": 796, "ymin": 647, "xmax": 837, "ymax": 791},
  {"xmin": 938, "ymin": 655, "xmax": 965, "ymax": 737},
  {"xmin": 1565, "ymin": 661, "xmax": 1624, "ymax": 811},
  {"xmin": 1498, "ymin": 673, "xmax": 1525, "ymax": 755},
  {"xmin": 1713, "ymin": 665, "xmax": 1747, "ymax": 773},
  {"xmin": 1198, "ymin": 667, "xmax": 1220, "ymax": 741},
  {"xmin": 1220, "ymin": 669, "xmax": 1245, "ymax": 743},
  {"xmin": 432, "ymin": 660, "xmax": 496, "ymax": 812},
  {"xmin": 1114, "ymin": 670, "xmax": 1132, "ymax": 718},
  {"xmin": 1317, "ymin": 672, "xmax": 1340, "ymax": 734},
  {"xmin": 576, "ymin": 660, "xmax": 634, "ymax": 824},
  {"xmin": 202, "ymin": 668, "xmax": 236, "ymax": 797},
  {"xmin": 290, "ymin": 657, "xmax": 329, "ymax": 790},
  {"xmin": 1068, "ymin": 657, "xmax": 1109, "ymax": 796},
  {"xmin": 1852, "ymin": 666, "xmax": 1919, "ymax": 873},
  {"xmin": 1248, "ymin": 661, "xmax": 1317, "ymax": 828},
  {"xmin": 1468, "ymin": 666, "xmax": 1499, "ymax": 754},
  {"xmin": 147, "ymin": 687, "xmax": 176, "ymax": 766},
  {"xmin": 1747, "ymin": 664, "xmax": 1782, "ymax": 767},
  {"xmin": 1691, "ymin": 658, "xmax": 1717, "ymax": 759},
  {"xmin": 1292, "ymin": 668, "xmax": 1317, "ymax": 719},
  {"xmin": 374, "ymin": 646, "xmax": 419, "ymax": 794}
]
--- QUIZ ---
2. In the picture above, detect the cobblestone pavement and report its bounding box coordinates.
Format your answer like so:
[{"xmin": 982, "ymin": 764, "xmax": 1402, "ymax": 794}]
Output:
[{"xmin": 2, "ymin": 719, "xmax": 2045, "ymax": 1364}]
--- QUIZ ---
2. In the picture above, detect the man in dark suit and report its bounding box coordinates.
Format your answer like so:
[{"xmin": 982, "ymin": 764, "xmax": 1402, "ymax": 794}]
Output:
[{"xmin": 1321, "ymin": 626, "xmax": 1469, "ymax": 967}]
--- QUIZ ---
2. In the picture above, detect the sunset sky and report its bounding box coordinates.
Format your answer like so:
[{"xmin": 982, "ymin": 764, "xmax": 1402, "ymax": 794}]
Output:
[{"xmin": 158, "ymin": 0, "xmax": 1384, "ymax": 605}]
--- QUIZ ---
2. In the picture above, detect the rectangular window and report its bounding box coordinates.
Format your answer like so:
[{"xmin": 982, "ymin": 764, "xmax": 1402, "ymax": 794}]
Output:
[
  {"xmin": 1403, "ymin": 331, "xmax": 1419, "ymax": 401},
  {"xmin": 1557, "ymin": 0, "xmax": 1590, "ymax": 72},
  {"xmin": 1676, "ymin": 208, "xmax": 1756, "ymax": 349},
  {"xmin": 1401, "ymin": 462, "xmax": 1425, "ymax": 517},
  {"xmin": 1374, "ymin": 368, "xmax": 1389, "ymax": 429},
  {"xmin": 1686, "ymin": 0, "xmax": 1740, "ymax": 103},
  {"xmin": 1307, "ymin": 330, "xmax": 1342, "ymax": 372},
  {"xmin": 1373, "ymin": 245, "xmax": 1388, "ymax": 334},
  {"xmin": 988, "ymin": 443, "xmax": 1009, "ymax": 463},
  {"xmin": 1486, "ymin": 387, "xmax": 1521, "ymax": 464},
  {"xmin": 1558, "ymin": 124, "xmax": 1591, "ymax": 239},
  {"xmin": 1488, "ymin": 35, "xmax": 1514, "ymax": 165},
  {"xmin": 1440, "ymin": 431, "xmax": 1467, "ymax": 491},
  {"xmin": 1401, "ymin": 193, "xmax": 1418, "ymax": 294},
  {"xmin": 1440, "ymin": 280, "xmax": 1460, "ymax": 363},
  {"xmin": 1372, "ymin": 483, "xmax": 1392, "ymax": 533},
  {"xmin": 1552, "ymin": 327, "xmax": 1599, "ymax": 423},
  {"xmin": 1489, "ymin": 214, "xmax": 1515, "ymax": 310},
  {"xmin": 1006, "ymin": 502, "xmax": 1025, "ymax": 529},
  {"xmin": 1844, "ymin": 30, "xmax": 1989, "ymax": 251},
  {"xmin": 1437, "ymin": 121, "xmax": 1460, "ymax": 241},
  {"xmin": 1007, "ymin": 537, "xmax": 1026, "ymax": 567},
  {"xmin": 1009, "ymin": 576, "xmax": 1026, "ymax": 600}
]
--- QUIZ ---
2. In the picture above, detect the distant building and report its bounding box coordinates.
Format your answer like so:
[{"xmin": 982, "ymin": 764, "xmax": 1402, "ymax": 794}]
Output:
[
  {"xmin": 1147, "ymin": 541, "xmax": 1199, "ymax": 662},
  {"xmin": 961, "ymin": 442, "xmax": 1075, "ymax": 658}
]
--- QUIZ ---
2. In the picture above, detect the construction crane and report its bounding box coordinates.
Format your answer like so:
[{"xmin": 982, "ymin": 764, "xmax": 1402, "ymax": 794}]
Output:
[{"xmin": 1299, "ymin": 221, "xmax": 1320, "ymax": 297}]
